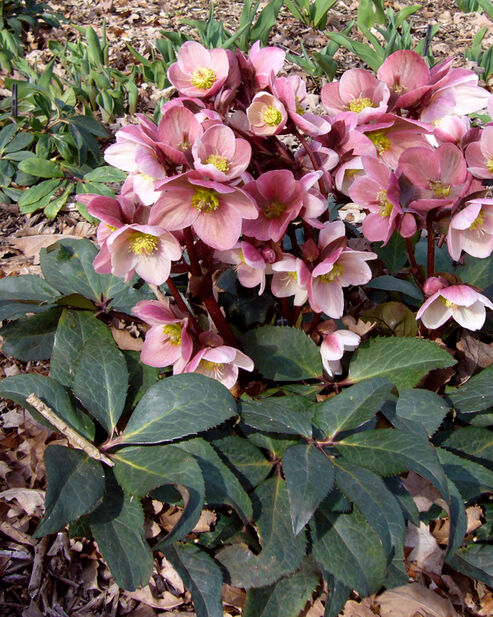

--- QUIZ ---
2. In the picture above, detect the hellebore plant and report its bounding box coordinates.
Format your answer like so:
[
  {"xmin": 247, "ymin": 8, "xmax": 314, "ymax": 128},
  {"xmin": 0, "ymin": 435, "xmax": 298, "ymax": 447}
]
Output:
[{"xmin": 6, "ymin": 38, "xmax": 493, "ymax": 617}]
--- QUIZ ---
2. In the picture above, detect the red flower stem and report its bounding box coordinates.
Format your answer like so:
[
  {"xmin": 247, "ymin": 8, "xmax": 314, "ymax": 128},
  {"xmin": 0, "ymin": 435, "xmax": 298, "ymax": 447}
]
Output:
[
  {"xmin": 292, "ymin": 125, "xmax": 327, "ymax": 198},
  {"xmin": 183, "ymin": 227, "xmax": 201, "ymax": 276},
  {"xmin": 203, "ymin": 295, "xmax": 239, "ymax": 348},
  {"xmin": 280, "ymin": 297, "xmax": 292, "ymax": 324},
  {"xmin": 426, "ymin": 213, "xmax": 435, "ymax": 278},
  {"xmin": 310, "ymin": 312, "xmax": 321, "ymax": 334},
  {"xmin": 165, "ymin": 276, "xmax": 201, "ymax": 336}
]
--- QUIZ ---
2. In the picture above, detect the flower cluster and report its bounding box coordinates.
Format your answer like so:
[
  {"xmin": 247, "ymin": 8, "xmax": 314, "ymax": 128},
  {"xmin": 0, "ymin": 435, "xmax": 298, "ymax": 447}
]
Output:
[{"xmin": 83, "ymin": 41, "xmax": 493, "ymax": 387}]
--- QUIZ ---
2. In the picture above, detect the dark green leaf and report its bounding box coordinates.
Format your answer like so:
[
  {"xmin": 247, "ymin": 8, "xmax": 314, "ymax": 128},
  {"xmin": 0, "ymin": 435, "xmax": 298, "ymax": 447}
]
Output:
[
  {"xmin": 447, "ymin": 364, "xmax": 493, "ymax": 415},
  {"xmin": 323, "ymin": 575, "xmax": 351, "ymax": 617},
  {"xmin": 385, "ymin": 477, "xmax": 420, "ymax": 526},
  {"xmin": 17, "ymin": 179, "xmax": 64, "ymax": 209},
  {"xmin": 446, "ymin": 478, "xmax": 467, "ymax": 558},
  {"xmin": 1, "ymin": 307, "xmax": 62, "ymax": 360},
  {"xmin": 239, "ymin": 395, "xmax": 314, "ymax": 437},
  {"xmin": 83, "ymin": 166, "xmax": 127, "ymax": 183},
  {"xmin": 335, "ymin": 429, "xmax": 449, "ymax": 502},
  {"xmin": 241, "ymin": 326, "xmax": 323, "ymax": 381},
  {"xmin": 123, "ymin": 350, "xmax": 159, "ymax": 411},
  {"xmin": 366, "ymin": 275, "xmax": 423, "ymax": 301},
  {"xmin": 394, "ymin": 389, "xmax": 449, "ymax": 436},
  {"xmin": 447, "ymin": 544, "xmax": 493, "ymax": 587},
  {"xmin": 437, "ymin": 447, "xmax": 493, "ymax": 500},
  {"xmin": 442, "ymin": 427, "xmax": 493, "ymax": 465},
  {"xmin": 362, "ymin": 302, "xmax": 418, "ymax": 337},
  {"xmin": 349, "ymin": 337, "xmax": 456, "ymax": 391},
  {"xmin": 163, "ymin": 543, "xmax": 223, "ymax": 617},
  {"xmin": 243, "ymin": 558, "xmax": 320, "ymax": 617},
  {"xmin": 0, "ymin": 274, "xmax": 60, "ymax": 320},
  {"xmin": 51, "ymin": 309, "xmax": 114, "ymax": 388},
  {"xmin": 120, "ymin": 374, "xmax": 237, "ymax": 445},
  {"xmin": 313, "ymin": 378, "xmax": 393, "ymax": 439},
  {"xmin": 283, "ymin": 443, "xmax": 335, "ymax": 535},
  {"xmin": 216, "ymin": 476, "xmax": 307, "ymax": 588},
  {"xmin": 34, "ymin": 445, "xmax": 105, "ymax": 537},
  {"xmin": 18, "ymin": 157, "xmax": 64, "ymax": 178},
  {"xmin": 176, "ymin": 438, "xmax": 252, "ymax": 523},
  {"xmin": 113, "ymin": 444, "xmax": 204, "ymax": 546},
  {"xmin": 456, "ymin": 255, "xmax": 493, "ymax": 289},
  {"xmin": 72, "ymin": 338, "xmax": 128, "ymax": 434},
  {"xmin": 210, "ymin": 434, "xmax": 271, "ymax": 490},
  {"xmin": 91, "ymin": 495, "xmax": 153, "ymax": 591},
  {"xmin": 311, "ymin": 507, "xmax": 387, "ymax": 596},
  {"xmin": 0, "ymin": 374, "xmax": 94, "ymax": 440}
]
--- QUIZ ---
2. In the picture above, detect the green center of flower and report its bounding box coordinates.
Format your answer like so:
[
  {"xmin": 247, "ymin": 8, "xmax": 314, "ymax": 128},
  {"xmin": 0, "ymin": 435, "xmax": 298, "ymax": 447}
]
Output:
[
  {"xmin": 192, "ymin": 188, "xmax": 220, "ymax": 213},
  {"xmin": 391, "ymin": 82, "xmax": 405, "ymax": 94},
  {"xmin": 295, "ymin": 97, "xmax": 305, "ymax": 115},
  {"xmin": 201, "ymin": 360, "xmax": 222, "ymax": 371},
  {"xmin": 128, "ymin": 232, "xmax": 158, "ymax": 256},
  {"xmin": 262, "ymin": 106, "xmax": 282, "ymax": 127},
  {"xmin": 163, "ymin": 323, "xmax": 183, "ymax": 345},
  {"xmin": 106, "ymin": 224, "xmax": 117, "ymax": 232},
  {"xmin": 348, "ymin": 97, "xmax": 374, "ymax": 113},
  {"xmin": 263, "ymin": 200, "xmax": 286, "ymax": 219},
  {"xmin": 470, "ymin": 209, "xmax": 485, "ymax": 231},
  {"xmin": 440, "ymin": 297, "xmax": 455, "ymax": 308},
  {"xmin": 205, "ymin": 154, "xmax": 229, "ymax": 172},
  {"xmin": 320, "ymin": 263, "xmax": 345, "ymax": 283},
  {"xmin": 487, "ymin": 158, "xmax": 493, "ymax": 173},
  {"xmin": 368, "ymin": 131, "xmax": 390, "ymax": 155},
  {"xmin": 191, "ymin": 66, "xmax": 216, "ymax": 90},
  {"xmin": 429, "ymin": 181, "xmax": 451, "ymax": 198},
  {"xmin": 377, "ymin": 190, "xmax": 393, "ymax": 217}
]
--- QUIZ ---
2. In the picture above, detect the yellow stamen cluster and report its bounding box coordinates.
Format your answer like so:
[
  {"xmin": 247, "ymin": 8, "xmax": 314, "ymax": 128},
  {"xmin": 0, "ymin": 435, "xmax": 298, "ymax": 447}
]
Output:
[
  {"xmin": 192, "ymin": 188, "xmax": 220, "ymax": 213},
  {"xmin": 205, "ymin": 154, "xmax": 229, "ymax": 173},
  {"xmin": 391, "ymin": 82, "xmax": 405, "ymax": 95},
  {"xmin": 191, "ymin": 66, "xmax": 216, "ymax": 90},
  {"xmin": 163, "ymin": 323, "xmax": 183, "ymax": 345},
  {"xmin": 320, "ymin": 263, "xmax": 344, "ymax": 283},
  {"xmin": 263, "ymin": 200, "xmax": 286, "ymax": 219},
  {"xmin": 262, "ymin": 106, "xmax": 282, "ymax": 127},
  {"xmin": 377, "ymin": 190, "xmax": 394, "ymax": 218},
  {"xmin": 487, "ymin": 158, "xmax": 493, "ymax": 173},
  {"xmin": 470, "ymin": 209, "xmax": 485, "ymax": 231},
  {"xmin": 348, "ymin": 97, "xmax": 374, "ymax": 113},
  {"xmin": 368, "ymin": 131, "xmax": 391, "ymax": 155},
  {"xmin": 199, "ymin": 359, "xmax": 225, "ymax": 381},
  {"xmin": 295, "ymin": 97, "xmax": 305, "ymax": 115},
  {"xmin": 128, "ymin": 232, "xmax": 158, "ymax": 256},
  {"xmin": 429, "ymin": 181, "xmax": 451, "ymax": 198},
  {"xmin": 440, "ymin": 297, "xmax": 455, "ymax": 309},
  {"xmin": 179, "ymin": 138, "xmax": 191, "ymax": 152}
]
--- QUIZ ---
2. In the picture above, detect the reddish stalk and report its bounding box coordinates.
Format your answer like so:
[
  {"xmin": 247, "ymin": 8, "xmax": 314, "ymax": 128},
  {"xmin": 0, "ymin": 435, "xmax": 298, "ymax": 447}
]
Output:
[
  {"xmin": 183, "ymin": 227, "xmax": 201, "ymax": 276},
  {"xmin": 406, "ymin": 237, "xmax": 423, "ymax": 290},
  {"xmin": 292, "ymin": 125, "xmax": 327, "ymax": 198},
  {"xmin": 166, "ymin": 276, "xmax": 201, "ymax": 336},
  {"xmin": 203, "ymin": 296, "xmax": 239, "ymax": 347},
  {"xmin": 426, "ymin": 213, "xmax": 435, "ymax": 278}
]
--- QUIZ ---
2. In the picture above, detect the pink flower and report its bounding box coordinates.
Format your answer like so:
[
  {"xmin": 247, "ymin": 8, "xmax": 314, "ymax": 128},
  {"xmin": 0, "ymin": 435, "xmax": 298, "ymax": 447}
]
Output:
[
  {"xmin": 246, "ymin": 92, "xmax": 287, "ymax": 136},
  {"xmin": 320, "ymin": 329, "xmax": 361, "ymax": 378},
  {"xmin": 215, "ymin": 241, "xmax": 268, "ymax": 294},
  {"xmin": 157, "ymin": 104, "xmax": 204, "ymax": 166},
  {"xmin": 192, "ymin": 124, "xmax": 251, "ymax": 182},
  {"xmin": 433, "ymin": 114, "xmax": 471, "ymax": 145},
  {"xmin": 150, "ymin": 172, "xmax": 258, "ymax": 251},
  {"xmin": 242, "ymin": 170, "xmax": 303, "ymax": 242},
  {"xmin": 248, "ymin": 41, "xmax": 285, "ymax": 89},
  {"xmin": 416, "ymin": 284, "xmax": 493, "ymax": 331},
  {"xmin": 465, "ymin": 125, "xmax": 493, "ymax": 180},
  {"xmin": 105, "ymin": 224, "xmax": 182, "ymax": 285},
  {"xmin": 321, "ymin": 68, "xmax": 390, "ymax": 123},
  {"xmin": 167, "ymin": 41, "xmax": 229, "ymax": 98},
  {"xmin": 133, "ymin": 299, "xmax": 193, "ymax": 371},
  {"xmin": 377, "ymin": 50, "xmax": 431, "ymax": 109},
  {"xmin": 447, "ymin": 199, "xmax": 493, "ymax": 261},
  {"xmin": 182, "ymin": 332, "xmax": 254, "ymax": 389},
  {"xmin": 271, "ymin": 255, "xmax": 310, "ymax": 306}
]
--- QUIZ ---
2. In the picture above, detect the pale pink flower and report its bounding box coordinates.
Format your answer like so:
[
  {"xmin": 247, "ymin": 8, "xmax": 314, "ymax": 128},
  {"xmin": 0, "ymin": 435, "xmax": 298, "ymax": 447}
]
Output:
[
  {"xmin": 296, "ymin": 142, "xmax": 339, "ymax": 194},
  {"xmin": 377, "ymin": 50, "xmax": 431, "ymax": 109},
  {"xmin": 105, "ymin": 224, "xmax": 182, "ymax": 285},
  {"xmin": 416, "ymin": 283, "xmax": 493, "ymax": 331},
  {"xmin": 433, "ymin": 115, "xmax": 470, "ymax": 145},
  {"xmin": 157, "ymin": 104, "xmax": 204, "ymax": 165},
  {"xmin": 215, "ymin": 241, "xmax": 268, "ymax": 294},
  {"xmin": 248, "ymin": 41, "xmax": 285, "ymax": 89},
  {"xmin": 334, "ymin": 156, "xmax": 365, "ymax": 195},
  {"xmin": 447, "ymin": 199, "xmax": 493, "ymax": 261},
  {"xmin": 321, "ymin": 68, "xmax": 390, "ymax": 123},
  {"xmin": 246, "ymin": 92, "xmax": 287, "ymax": 136},
  {"xmin": 272, "ymin": 75, "xmax": 331, "ymax": 136},
  {"xmin": 104, "ymin": 123, "xmax": 156, "ymax": 172},
  {"xmin": 299, "ymin": 171, "xmax": 328, "ymax": 228},
  {"xmin": 150, "ymin": 172, "xmax": 258, "ymax": 251},
  {"xmin": 167, "ymin": 41, "xmax": 229, "ymax": 98},
  {"xmin": 271, "ymin": 255, "xmax": 310, "ymax": 306},
  {"xmin": 182, "ymin": 332, "xmax": 254, "ymax": 389},
  {"xmin": 320, "ymin": 329, "xmax": 361, "ymax": 378},
  {"xmin": 465, "ymin": 125, "xmax": 493, "ymax": 180},
  {"xmin": 192, "ymin": 124, "xmax": 251, "ymax": 182},
  {"xmin": 397, "ymin": 143, "xmax": 469, "ymax": 212},
  {"xmin": 133, "ymin": 299, "xmax": 193, "ymax": 371},
  {"xmin": 242, "ymin": 170, "xmax": 303, "ymax": 242}
]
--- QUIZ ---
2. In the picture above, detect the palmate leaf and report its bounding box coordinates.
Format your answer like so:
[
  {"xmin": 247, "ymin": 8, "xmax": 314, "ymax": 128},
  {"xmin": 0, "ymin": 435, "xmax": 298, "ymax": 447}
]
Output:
[
  {"xmin": 91, "ymin": 495, "xmax": 154, "ymax": 591},
  {"xmin": 393, "ymin": 389, "xmax": 450, "ymax": 436},
  {"xmin": 446, "ymin": 543, "xmax": 493, "ymax": 587},
  {"xmin": 216, "ymin": 476, "xmax": 307, "ymax": 588},
  {"xmin": 443, "ymin": 427, "xmax": 493, "ymax": 466},
  {"xmin": 283, "ymin": 443, "xmax": 335, "ymax": 535},
  {"xmin": 348, "ymin": 337, "xmax": 456, "ymax": 391},
  {"xmin": 163, "ymin": 543, "xmax": 223, "ymax": 617},
  {"xmin": 1, "ymin": 307, "xmax": 62, "ymax": 361},
  {"xmin": 313, "ymin": 377, "xmax": 393, "ymax": 439},
  {"xmin": 119, "ymin": 374, "xmax": 237, "ymax": 445},
  {"xmin": 447, "ymin": 364, "xmax": 493, "ymax": 416},
  {"xmin": 243, "ymin": 557, "xmax": 321, "ymax": 617},
  {"xmin": 239, "ymin": 395, "xmax": 314, "ymax": 437},
  {"xmin": 323, "ymin": 574, "xmax": 351, "ymax": 617},
  {"xmin": 34, "ymin": 445, "xmax": 105, "ymax": 537},
  {"xmin": 311, "ymin": 507, "xmax": 387, "ymax": 597},
  {"xmin": 210, "ymin": 434, "xmax": 272, "ymax": 490},
  {"xmin": 437, "ymin": 447, "xmax": 493, "ymax": 501},
  {"xmin": 113, "ymin": 444, "xmax": 204, "ymax": 547},
  {"xmin": 72, "ymin": 338, "xmax": 128, "ymax": 435},
  {"xmin": 0, "ymin": 274, "xmax": 60, "ymax": 320},
  {"xmin": 241, "ymin": 325, "xmax": 323, "ymax": 381}
]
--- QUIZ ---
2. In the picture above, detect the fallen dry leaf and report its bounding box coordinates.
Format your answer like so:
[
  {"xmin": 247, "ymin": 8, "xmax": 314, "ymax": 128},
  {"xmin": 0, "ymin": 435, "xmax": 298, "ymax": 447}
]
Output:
[
  {"xmin": 341, "ymin": 598, "xmax": 377, "ymax": 617},
  {"xmin": 9, "ymin": 234, "xmax": 80, "ymax": 263},
  {"xmin": 403, "ymin": 472, "xmax": 447, "ymax": 513},
  {"xmin": 0, "ymin": 487, "xmax": 46, "ymax": 516},
  {"xmin": 405, "ymin": 521, "xmax": 444, "ymax": 576},
  {"xmin": 111, "ymin": 326, "xmax": 144, "ymax": 351},
  {"xmin": 123, "ymin": 585, "xmax": 183, "ymax": 610},
  {"xmin": 377, "ymin": 583, "xmax": 460, "ymax": 617}
]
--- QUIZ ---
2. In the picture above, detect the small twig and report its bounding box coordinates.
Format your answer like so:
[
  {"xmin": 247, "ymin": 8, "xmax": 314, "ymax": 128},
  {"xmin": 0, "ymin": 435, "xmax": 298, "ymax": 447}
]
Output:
[{"xmin": 26, "ymin": 394, "xmax": 114, "ymax": 467}]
